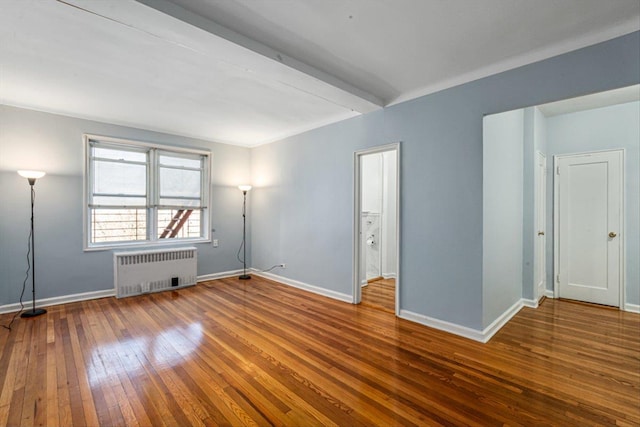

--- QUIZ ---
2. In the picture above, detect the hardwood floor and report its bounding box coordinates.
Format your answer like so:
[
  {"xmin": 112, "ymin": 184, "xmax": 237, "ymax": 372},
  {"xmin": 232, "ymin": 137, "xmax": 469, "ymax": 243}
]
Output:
[
  {"xmin": 1, "ymin": 276, "xmax": 638, "ymax": 426},
  {"xmin": 361, "ymin": 278, "xmax": 395, "ymax": 313}
]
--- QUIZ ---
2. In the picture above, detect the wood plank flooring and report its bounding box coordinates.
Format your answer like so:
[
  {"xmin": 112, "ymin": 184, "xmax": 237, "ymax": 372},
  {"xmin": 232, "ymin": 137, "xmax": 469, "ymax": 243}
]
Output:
[
  {"xmin": 361, "ymin": 278, "xmax": 395, "ymax": 313},
  {"xmin": 1, "ymin": 276, "xmax": 639, "ymax": 426}
]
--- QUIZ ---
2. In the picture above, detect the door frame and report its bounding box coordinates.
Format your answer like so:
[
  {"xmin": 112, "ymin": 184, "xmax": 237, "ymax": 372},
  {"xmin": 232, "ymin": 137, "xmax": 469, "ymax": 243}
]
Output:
[
  {"xmin": 353, "ymin": 142, "xmax": 401, "ymax": 315},
  {"xmin": 534, "ymin": 150, "xmax": 546, "ymax": 301},
  {"xmin": 552, "ymin": 149, "xmax": 625, "ymax": 307}
]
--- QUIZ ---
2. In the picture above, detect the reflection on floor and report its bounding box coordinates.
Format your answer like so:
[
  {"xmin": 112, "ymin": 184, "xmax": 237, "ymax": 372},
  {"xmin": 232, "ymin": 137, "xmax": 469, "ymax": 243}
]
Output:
[{"xmin": 361, "ymin": 278, "xmax": 395, "ymax": 313}]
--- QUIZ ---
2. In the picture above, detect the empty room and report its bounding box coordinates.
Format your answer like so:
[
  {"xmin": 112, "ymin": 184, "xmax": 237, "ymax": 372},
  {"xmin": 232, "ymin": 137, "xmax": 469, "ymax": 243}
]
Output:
[{"xmin": 1, "ymin": 1, "xmax": 639, "ymax": 425}]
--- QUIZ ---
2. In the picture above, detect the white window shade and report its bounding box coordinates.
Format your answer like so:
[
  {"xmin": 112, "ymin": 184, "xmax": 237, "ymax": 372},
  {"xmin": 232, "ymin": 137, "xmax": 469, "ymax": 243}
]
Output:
[
  {"xmin": 158, "ymin": 153, "xmax": 204, "ymax": 208},
  {"xmin": 94, "ymin": 161, "xmax": 146, "ymax": 194},
  {"xmin": 91, "ymin": 147, "xmax": 147, "ymax": 207}
]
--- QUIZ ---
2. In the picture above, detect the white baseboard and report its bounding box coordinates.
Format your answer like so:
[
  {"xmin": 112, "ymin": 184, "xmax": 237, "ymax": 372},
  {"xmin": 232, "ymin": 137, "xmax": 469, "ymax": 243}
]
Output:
[
  {"xmin": 481, "ymin": 300, "xmax": 526, "ymax": 342},
  {"xmin": 0, "ymin": 289, "xmax": 115, "ymax": 315},
  {"xmin": 624, "ymin": 303, "xmax": 640, "ymax": 313},
  {"xmin": 0, "ymin": 269, "xmax": 243, "ymax": 314},
  {"xmin": 251, "ymin": 269, "xmax": 353, "ymax": 303},
  {"xmin": 521, "ymin": 298, "xmax": 539, "ymax": 309},
  {"xmin": 543, "ymin": 288, "xmax": 637, "ymax": 313},
  {"xmin": 382, "ymin": 273, "xmax": 397, "ymax": 279},
  {"xmin": 197, "ymin": 270, "xmax": 244, "ymax": 282},
  {"xmin": 400, "ymin": 298, "xmax": 528, "ymax": 344},
  {"xmin": 399, "ymin": 309, "xmax": 486, "ymax": 342}
]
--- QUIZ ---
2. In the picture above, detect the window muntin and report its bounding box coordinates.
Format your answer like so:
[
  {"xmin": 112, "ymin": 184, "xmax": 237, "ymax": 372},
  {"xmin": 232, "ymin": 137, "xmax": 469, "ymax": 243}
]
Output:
[{"xmin": 85, "ymin": 136, "xmax": 210, "ymax": 249}]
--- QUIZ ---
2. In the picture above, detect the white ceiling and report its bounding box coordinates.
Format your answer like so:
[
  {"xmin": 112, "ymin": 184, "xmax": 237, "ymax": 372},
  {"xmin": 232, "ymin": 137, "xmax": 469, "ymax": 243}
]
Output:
[{"xmin": 1, "ymin": 0, "xmax": 639, "ymax": 147}]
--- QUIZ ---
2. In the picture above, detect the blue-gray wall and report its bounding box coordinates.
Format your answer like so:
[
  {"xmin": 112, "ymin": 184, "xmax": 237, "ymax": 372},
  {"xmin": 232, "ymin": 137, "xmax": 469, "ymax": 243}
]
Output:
[
  {"xmin": 251, "ymin": 32, "xmax": 640, "ymax": 330},
  {"xmin": 545, "ymin": 101, "xmax": 640, "ymax": 305},
  {"xmin": 0, "ymin": 106, "xmax": 251, "ymax": 306}
]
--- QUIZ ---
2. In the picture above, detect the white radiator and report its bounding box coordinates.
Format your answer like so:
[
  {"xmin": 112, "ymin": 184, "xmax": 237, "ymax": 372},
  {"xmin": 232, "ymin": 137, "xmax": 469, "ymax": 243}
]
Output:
[{"xmin": 114, "ymin": 247, "xmax": 198, "ymax": 298}]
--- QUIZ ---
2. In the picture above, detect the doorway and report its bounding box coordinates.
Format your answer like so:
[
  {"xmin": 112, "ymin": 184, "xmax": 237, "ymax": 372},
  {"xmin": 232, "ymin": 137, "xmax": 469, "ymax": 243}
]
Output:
[
  {"xmin": 482, "ymin": 86, "xmax": 638, "ymax": 314},
  {"xmin": 554, "ymin": 149, "xmax": 624, "ymax": 307},
  {"xmin": 353, "ymin": 143, "xmax": 400, "ymax": 314}
]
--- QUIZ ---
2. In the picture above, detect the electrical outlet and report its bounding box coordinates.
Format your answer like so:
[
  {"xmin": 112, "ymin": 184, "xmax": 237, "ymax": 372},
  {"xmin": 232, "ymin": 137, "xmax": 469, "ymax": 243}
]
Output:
[{"xmin": 213, "ymin": 239, "xmax": 219, "ymax": 247}]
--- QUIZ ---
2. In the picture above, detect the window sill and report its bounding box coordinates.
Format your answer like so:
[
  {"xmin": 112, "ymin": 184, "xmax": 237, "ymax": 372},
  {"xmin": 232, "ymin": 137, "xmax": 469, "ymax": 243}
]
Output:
[{"xmin": 84, "ymin": 237, "xmax": 211, "ymax": 252}]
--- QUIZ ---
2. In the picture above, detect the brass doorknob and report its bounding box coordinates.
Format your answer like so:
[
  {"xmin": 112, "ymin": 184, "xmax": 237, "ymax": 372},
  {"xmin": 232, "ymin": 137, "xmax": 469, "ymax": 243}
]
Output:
[
  {"xmin": 537, "ymin": 231, "xmax": 545, "ymax": 236},
  {"xmin": 609, "ymin": 232, "xmax": 617, "ymax": 238}
]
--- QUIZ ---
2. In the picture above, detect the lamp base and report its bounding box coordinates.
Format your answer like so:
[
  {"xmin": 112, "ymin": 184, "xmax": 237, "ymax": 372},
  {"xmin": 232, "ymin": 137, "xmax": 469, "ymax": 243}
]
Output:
[
  {"xmin": 21, "ymin": 308, "xmax": 47, "ymax": 318},
  {"xmin": 239, "ymin": 274, "xmax": 252, "ymax": 280}
]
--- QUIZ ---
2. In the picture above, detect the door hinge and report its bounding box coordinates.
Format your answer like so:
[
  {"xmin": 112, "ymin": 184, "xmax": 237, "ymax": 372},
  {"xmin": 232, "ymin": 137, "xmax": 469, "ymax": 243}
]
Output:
[
  {"xmin": 556, "ymin": 166, "xmax": 560, "ymax": 175},
  {"xmin": 556, "ymin": 274, "xmax": 560, "ymax": 283}
]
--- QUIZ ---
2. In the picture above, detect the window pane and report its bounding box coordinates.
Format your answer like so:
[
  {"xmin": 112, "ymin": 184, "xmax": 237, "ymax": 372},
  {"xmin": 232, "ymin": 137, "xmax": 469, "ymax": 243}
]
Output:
[
  {"xmin": 157, "ymin": 209, "xmax": 201, "ymax": 239},
  {"xmin": 93, "ymin": 146, "xmax": 147, "ymax": 162},
  {"xmin": 159, "ymin": 167, "xmax": 200, "ymax": 198},
  {"xmin": 91, "ymin": 208, "xmax": 147, "ymax": 243},
  {"xmin": 94, "ymin": 160, "xmax": 146, "ymax": 196},
  {"xmin": 92, "ymin": 196, "xmax": 147, "ymax": 207},
  {"xmin": 159, "ymin": 154, "xmax": 201, "ymax": 168}
]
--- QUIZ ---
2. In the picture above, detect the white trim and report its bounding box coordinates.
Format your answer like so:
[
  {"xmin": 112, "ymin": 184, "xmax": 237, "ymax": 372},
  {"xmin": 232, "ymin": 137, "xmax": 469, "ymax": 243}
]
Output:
[
  {"xmin": 624, "ymin": 303, "xmax": 640, "ymax": 314},
  {"xmin": 252, "ymin": 270, "xmax": 353, "ymax": 303},
  {"xmin": 0, "ymin": 269, "xmax": 248, "ymax": 314},
  {"xmin": 544, "ymin": 289, "xmax": 555, "ymax": 298},
  {"xmin": 382, "ymin": 273, "xmax": 397, "ymax": 280},
  {"xmin": 481, "ymin": 300, "xmax": 526, "ymax": 342},
  {"xmin": 0, "ymin": 289, "xmax": 115, "ymax": 315},
  {"xmin": 399, "ymin": 310, "xmax": 486, "ymax": 342},
  {"xmin": 400, "ymin": 299, "xmax": 529, "ymax": 343},
  {"xmin": 197, "ymin": 270, "xmax": 245, "ymax": 282},
  {"xmin": 553, "ymin": 154, "xmax": 559, "ymax": 299},
  {"xmin": 521, "ymin": 298, "xmax": 539, "ymax": 309},
  {"xmin": 353, "ymin": 142, "xmax": 401, "ymax": 315},
  {"xmin": 534, "ymin": 150, "xmax": 547, "ymax": 302},
  {"xmin": 84, "ymin": 133, "xmax": 211, "ymax": 156}
]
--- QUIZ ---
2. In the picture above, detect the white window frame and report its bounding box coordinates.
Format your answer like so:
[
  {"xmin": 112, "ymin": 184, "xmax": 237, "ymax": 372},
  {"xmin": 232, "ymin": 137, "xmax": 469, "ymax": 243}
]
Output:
[{"xmin": 83, "ymin": 134, "xmax": 211, "ymax": 251}]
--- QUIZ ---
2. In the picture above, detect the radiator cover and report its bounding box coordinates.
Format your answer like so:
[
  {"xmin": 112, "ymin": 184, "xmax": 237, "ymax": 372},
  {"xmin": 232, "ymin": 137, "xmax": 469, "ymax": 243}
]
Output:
[{"xmin": 114, "ymin": 247, "xmax": 197, "ymax": 298}]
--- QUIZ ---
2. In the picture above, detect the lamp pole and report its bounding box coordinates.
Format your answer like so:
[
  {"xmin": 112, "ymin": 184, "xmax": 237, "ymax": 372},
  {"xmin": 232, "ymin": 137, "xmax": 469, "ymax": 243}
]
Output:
[
  {"xmin": 18, "ymin": 171, "xmax": 47, "ymax": 318},
  {"xmin": 238, "ymin": 185, "xmax": 252, "ymax": 280}
]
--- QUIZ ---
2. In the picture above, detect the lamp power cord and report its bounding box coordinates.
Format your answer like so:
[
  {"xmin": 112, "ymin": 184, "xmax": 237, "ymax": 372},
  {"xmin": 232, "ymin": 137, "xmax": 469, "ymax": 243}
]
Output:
[
  {"xmin": 236, "ymin": 239, "xmax": 283, "ymax": 274},
  {"xmin": 2, "ymin": 225, "xmax": 31, "ymax": 331}
]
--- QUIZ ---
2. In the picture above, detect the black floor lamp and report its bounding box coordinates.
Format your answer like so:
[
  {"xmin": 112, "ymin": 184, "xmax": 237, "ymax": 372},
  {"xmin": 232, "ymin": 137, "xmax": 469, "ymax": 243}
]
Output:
[
  {"xmin": 238, "ymin": 185, "xmax": 252, "ymax": 280},
  {"xmin": 18, "ymin": 170, "xmax": 47, "ymax": 318}
]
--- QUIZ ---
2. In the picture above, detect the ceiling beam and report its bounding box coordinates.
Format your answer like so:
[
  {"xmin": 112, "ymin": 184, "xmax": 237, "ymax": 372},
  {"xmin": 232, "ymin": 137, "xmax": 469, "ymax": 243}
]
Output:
[{"xmin": 134, "ymin": 0, "xmax": 383, "ymax": 114}]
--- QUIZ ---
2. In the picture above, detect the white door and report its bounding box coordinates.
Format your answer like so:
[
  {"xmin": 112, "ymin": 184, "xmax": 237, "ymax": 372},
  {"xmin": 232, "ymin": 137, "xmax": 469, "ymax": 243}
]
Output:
[
  {"xmin": 534, "ymin": 151, "xmax": 546, "ymax": 300},
  {"xmin": 555, "ymin": 150, "xmax": 623, "ymax": 307}
]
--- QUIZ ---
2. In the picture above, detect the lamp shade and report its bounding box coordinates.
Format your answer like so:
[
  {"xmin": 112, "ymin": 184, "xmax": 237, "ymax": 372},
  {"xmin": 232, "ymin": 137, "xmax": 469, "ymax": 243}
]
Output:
[
  {"xmin": 18, "ymin": 170, "xmax": 46, "ymax": 179},
  {"xmin": 238, "ymin": 185, "xmax": 252, "ymax": 192}
]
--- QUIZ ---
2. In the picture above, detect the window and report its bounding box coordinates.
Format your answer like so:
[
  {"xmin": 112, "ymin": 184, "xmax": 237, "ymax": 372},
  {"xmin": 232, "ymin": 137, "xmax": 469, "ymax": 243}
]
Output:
[{"xmin": 85, "ymin": 135, "xmax": 210, "ymax": 249}]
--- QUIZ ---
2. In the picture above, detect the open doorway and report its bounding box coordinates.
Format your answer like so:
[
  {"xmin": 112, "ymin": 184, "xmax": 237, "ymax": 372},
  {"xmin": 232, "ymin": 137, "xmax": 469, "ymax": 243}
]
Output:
[
  {"xmin": 353, "ymin": 143, "xmax": 400, "ymax": 314},
  {"xmin": 482, "ymin": 85, "xmax": 638, "ymax": 313}
]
